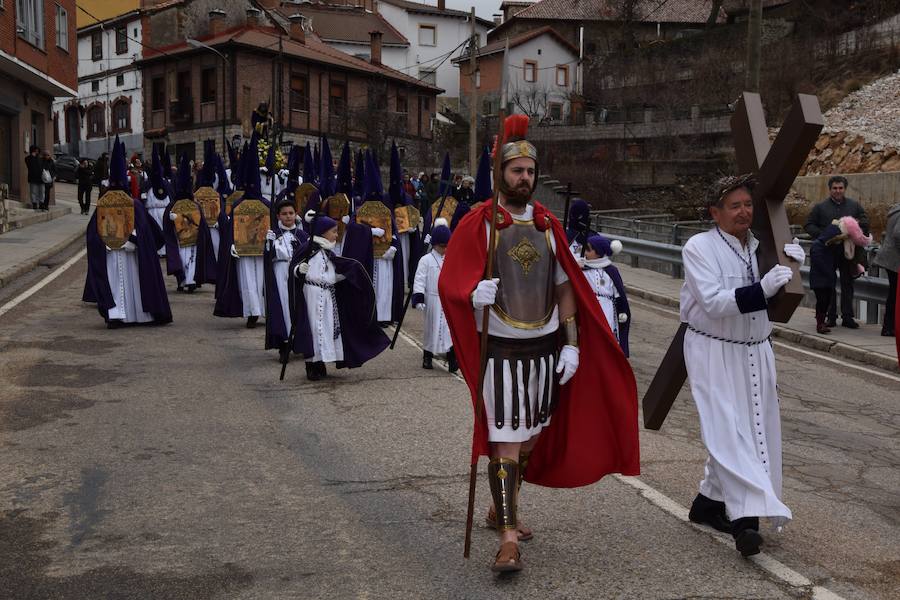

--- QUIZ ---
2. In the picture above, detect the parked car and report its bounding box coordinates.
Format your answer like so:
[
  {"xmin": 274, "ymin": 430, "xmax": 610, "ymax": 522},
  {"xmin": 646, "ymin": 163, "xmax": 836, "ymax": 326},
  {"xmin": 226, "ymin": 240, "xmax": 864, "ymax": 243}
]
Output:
[{"xmin": 53, "ymin": 154, "xmax": 79, "ymax": 183}]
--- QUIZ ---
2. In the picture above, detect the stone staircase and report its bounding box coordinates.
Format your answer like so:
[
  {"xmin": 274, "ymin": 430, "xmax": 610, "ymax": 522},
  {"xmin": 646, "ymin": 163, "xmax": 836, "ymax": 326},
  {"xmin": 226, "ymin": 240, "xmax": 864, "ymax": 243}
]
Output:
[{"xmin": 1, "ymin": 194, "xmax": 72, "ymax": 234}]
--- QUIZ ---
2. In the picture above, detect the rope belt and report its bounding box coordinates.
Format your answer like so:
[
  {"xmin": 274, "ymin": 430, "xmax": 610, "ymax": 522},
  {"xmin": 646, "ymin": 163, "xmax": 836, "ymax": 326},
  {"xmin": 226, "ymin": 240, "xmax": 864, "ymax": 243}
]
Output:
[
  {"xmin": 304, "ymin": 279, "xmax": 341, "ymax": 339},
  {"xmin": 596, "ymin": 292, "xmax": 616, "ymax": 300},
  {"xmin": 686, "ymin": 324, "xmax": 770, "ymax": 346}
]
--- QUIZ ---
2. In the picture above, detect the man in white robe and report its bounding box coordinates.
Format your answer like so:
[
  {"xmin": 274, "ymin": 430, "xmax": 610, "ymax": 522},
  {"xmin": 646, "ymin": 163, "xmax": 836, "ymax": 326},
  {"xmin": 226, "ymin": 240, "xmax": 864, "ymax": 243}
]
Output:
[
  {"xmin": 681, "ymin": 174, "xmax": 806, "ymax": 557},
  {"xmin": 412, "ymin": 219, "xmax": 456, "ymax": 371}
]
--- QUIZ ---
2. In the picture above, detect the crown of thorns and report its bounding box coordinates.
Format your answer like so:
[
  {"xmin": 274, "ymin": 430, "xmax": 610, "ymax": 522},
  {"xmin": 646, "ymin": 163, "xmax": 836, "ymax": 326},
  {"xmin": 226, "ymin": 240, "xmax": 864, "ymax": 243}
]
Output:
[{"xmin": 707, "ymin": 173, "xmax": 757, "ymax": 208}]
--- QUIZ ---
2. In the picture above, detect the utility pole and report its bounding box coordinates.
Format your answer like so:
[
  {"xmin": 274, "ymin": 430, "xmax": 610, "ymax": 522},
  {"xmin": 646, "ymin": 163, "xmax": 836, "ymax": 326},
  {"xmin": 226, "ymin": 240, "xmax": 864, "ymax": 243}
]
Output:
[
  {"xmin": 468, "ymin": 6, "xmax": 478, "ymax": 175},
  {"xmin": 745, "ymin": 0, "xmax": 762, "ymax": 92}
]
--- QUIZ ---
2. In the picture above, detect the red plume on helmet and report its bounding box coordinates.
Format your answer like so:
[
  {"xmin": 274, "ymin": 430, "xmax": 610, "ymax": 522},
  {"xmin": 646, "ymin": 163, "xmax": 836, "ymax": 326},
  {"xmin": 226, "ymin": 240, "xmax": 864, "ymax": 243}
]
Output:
[{"xmin": 490, "ymin": 114, "xmax": 531, "ymax": 158}]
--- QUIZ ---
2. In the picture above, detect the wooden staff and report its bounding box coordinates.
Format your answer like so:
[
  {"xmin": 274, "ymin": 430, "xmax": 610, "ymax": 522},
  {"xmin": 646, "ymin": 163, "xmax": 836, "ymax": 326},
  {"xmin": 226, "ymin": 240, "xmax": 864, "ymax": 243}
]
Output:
[{"xmin": 464, "ymin": 109, "xmax": 506, "ymax": 559}]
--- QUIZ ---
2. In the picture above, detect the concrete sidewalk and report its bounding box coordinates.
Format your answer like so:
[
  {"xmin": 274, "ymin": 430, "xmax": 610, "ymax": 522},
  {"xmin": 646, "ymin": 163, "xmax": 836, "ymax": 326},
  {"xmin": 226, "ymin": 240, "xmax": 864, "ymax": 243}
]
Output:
[
  {"xmin": 616, "ymin": 261, "xmax": 899, "ymax": 372},
  {"xmin": 0, "ymin": 183, "xmax": 89, "ymax": 288}
]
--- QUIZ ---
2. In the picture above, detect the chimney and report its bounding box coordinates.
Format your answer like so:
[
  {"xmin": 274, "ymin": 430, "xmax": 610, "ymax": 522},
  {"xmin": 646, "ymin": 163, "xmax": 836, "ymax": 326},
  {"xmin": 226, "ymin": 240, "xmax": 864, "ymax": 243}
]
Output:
[
  {"xmin": 369, "ymin": 30, "xmax": 383, "ymax": 65},
  {"xmin": 209, "ymin": 9, "xmax": 226, "ymax": 36},
  {"xmin": 438, "ymin": 0, "xmax": 446, "ymax": 10},
  {"xmin": 246, "ymin": 8, "xmax": 261, "ymax": 28},
  {"xmin": 289, "ymin": 14, "xmax": 306, "ymax": 44}
]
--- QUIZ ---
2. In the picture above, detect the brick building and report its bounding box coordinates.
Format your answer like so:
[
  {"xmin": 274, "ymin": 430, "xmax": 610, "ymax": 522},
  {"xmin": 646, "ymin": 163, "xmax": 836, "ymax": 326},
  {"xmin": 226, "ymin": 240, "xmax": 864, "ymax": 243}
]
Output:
[
  {"xmin": 0, "ymin": 0, "xmax": 77, "ymax": 202},
  {"xmin": 137, "ymin": 1, "xmax": 442, "ymax": 162}
]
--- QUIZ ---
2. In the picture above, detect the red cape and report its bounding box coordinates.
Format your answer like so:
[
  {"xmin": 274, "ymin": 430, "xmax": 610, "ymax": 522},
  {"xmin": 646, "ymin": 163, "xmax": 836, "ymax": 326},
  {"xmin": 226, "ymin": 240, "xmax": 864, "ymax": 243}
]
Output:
[{"xmin": 438, "ymin": 201, "xmax": 640, "ymax": 488}]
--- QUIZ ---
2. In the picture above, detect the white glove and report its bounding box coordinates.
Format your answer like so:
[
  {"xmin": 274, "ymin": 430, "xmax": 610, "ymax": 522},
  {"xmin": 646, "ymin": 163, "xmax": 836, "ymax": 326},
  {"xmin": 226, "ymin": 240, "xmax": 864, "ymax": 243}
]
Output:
[
  {"xmin": 230, "ymin": 244, "xmax": 239, "ymax": 259},
  {"xmin": 371, "ymin": 227, "xmax": 385, "ymax": 237},
  {"xmin": 556, "ymin": 345, "xmax": 580, "ymax": 385},
  {"xmin": 210, "ymin": 221, "xmax": 218, "ymax": 229},
  {"xmin": 423, "ymin": 233, "xmax": 432, "ymax": 245},
  {"xmin": 783, "ymin": 237, "xmax": 805, "ymax": 263},
  {"xmin": 294, "ymin": 262, "xmax": 310, "ymax": 277},
  {"xmin": 760, "ymin": 265, "xmax": 793, "ymax": 298},
  {"xmin": 382, "ymin": 246, "xmax": 397, "ymax": 261},
  {"xmin": 415, "ymin": 303, "xmax": 426, "ymax": 311},
  {"xmin": 472, "ymin": 278, "xmax": 499, "ymax": 310},
  {"xmin": 618, "ymin": 312, "xmax": 629, "ymax": 323},
  {"xmin": 341, "ymin": 215, "xmax": 350, "ymax": 224},
  {"xmin": 121, "ymin": 240, "xmax": 136, "ymax": 252},
  {"xmin": 265, "ymin": 230, "xmax": 277, "ymax": 241},
  {"xmin": 576, "ymin": 256, "xmax": 586, "ymax": 269},
  {"xmin": 104, "ymin": 245, "xmax": 112, "ymax": 252},
  {"xmin": 168, "ymin": 212, "xmax": 178, "ymax": 221}
]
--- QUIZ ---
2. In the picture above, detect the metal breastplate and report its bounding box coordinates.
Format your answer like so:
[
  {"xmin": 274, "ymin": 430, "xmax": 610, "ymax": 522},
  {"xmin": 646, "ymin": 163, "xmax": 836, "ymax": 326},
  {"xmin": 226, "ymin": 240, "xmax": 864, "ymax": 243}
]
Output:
[{"xmin": 491, "ymin": 221, "xmax": 556, "ymax": 329}]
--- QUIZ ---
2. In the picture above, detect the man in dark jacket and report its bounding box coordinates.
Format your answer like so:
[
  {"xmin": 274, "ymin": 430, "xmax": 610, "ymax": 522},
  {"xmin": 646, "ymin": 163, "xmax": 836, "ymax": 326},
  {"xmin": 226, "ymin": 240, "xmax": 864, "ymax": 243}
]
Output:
[
  {"xmin": 40, "ymin": 151, "xmax": 56, "ymax": 211},
  {"xmin": 93, "ymin": 152, "xmax": 109, "ymax": 197},
  {"xmin": 873, "ymin": 204, "xmax": 899, "ymax": 337},
  {"xmin": 76, "ymin": 159, "xmax": 94, "ymax": 215},
  {"xmin": 804, "ymin": 176, "xmax": 870, "ymax": 328},
  {"xmin": 24, "ymin": 146, "xmax": 43, "ymax": 210}
]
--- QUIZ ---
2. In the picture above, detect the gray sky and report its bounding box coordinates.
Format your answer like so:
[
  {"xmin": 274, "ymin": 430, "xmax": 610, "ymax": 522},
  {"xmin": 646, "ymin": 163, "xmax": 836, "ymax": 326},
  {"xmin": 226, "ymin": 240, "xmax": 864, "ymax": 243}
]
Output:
[{"xmin": 441, "ymin": 0, "xmax": 504, "ymax": 20}]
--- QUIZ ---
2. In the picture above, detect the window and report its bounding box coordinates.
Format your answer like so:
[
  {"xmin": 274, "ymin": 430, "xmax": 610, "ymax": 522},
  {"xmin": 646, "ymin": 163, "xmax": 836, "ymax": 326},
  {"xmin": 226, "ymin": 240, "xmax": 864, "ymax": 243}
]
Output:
[
  {"xmin": 418, "ymin": 24, "xmax": 436, "ymax": 46},
  {"xmin": 420, "ymin": 96, "xmax": 430, "ymax": 112},
  {"xmin": 556, "ymin": 65, "xmax": 569, "ymax": 87},
  {"xmin": 91, "ymin": 31, "xmax": 102, "ymax": 61},
  {"xmin": 329, "ymin": 81, "xmax": 347, "ymax": 114},
  {"xmin": 115, "ymin": 26, "xmax": 127, "ymax": 55},
  {"xmin": 53, "ymin": 113, "xmax": 59, "ymax": 144},
  {"xmin": 176, "ymin": 71, "xmax": 191, "ymax": 103},
  {"xmin": 201, "ymin": 68, "xmax": 217, "ymax": 103},
  {"xmin": 87, "ymin": 105, "xmax": 105, "ymax": 139},
  {"xmin": 55, "ymin": 5, "xmax": 68, "ymax": 51},
  {"xmin": 418, "ymin": 68, "xmax": 436, "ymax": 86},
  {"xmin": 151, "ymin": 77, "xmax": 165, "ymax": 111},
  {"xmin": 523, "ymin": 61, "xmax": 537, "ymax": 83},
  {"xmin": 116, "ymin": 73, "xmax": 124, "ymax": 87},
  {"xmin": 290, "ymin": 74, "xmax": 309, "ymax": 111},
  {"xmin": 16, "ymin": 0, "xmax": 44, "ymax": 49},
  {"xmin": 91, "ymin": 80, "xmax": 99, "ymax": 92},
  {"xmin": 549, "ymin": 103, "xmax": 562, "ymax": 121},
  {"xmin": 396, "ymin": 91, "xmax": 408, "ymax": 113},
  {"xmin": 112, "ymin": 100, "xmax": 130, "ymax": 132},
  {"xmin": 475, "ymin": 69, "xmax": 481, "ymax": 88}
]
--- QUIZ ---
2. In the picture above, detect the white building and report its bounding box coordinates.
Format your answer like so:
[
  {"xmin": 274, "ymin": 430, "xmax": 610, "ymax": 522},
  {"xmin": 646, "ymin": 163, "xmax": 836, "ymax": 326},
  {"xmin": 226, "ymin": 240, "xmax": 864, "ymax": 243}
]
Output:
[{"xmin": 52, "ymin": 8, "xmax": 144, "ymax": 160}]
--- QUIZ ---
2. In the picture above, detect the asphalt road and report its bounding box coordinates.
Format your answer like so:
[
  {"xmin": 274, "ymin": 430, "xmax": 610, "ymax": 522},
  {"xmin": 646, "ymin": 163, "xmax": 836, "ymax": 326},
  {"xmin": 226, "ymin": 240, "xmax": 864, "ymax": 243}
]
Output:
[{"xmin": 0, "ymin": 251, "xmax": 897, "ymax": 599}]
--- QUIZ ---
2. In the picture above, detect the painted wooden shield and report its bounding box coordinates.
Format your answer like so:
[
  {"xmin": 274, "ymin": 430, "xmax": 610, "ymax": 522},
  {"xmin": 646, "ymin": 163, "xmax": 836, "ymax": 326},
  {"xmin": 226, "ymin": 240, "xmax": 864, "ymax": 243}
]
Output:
[
  {"xmin": 225, "ymin": 190, "xmax": 244, "ymax": 216},
  {"xmin": 171, "ymin": 199, "xmax": 201, "ymax": 247},
  {"xmin": 356, "ymin": 200, "xmax": 393, "ymax": 258},
  {"xmin": 194, "ymin": 186, "xmax": 221, "ymax": 224},
  {"xmin": 294, "ymin": 182, "xmax": 318, "ymax": 215},
  {"xmin": 232, "ymin": 199, "xmax": 270, "ymax": 256},
  {"xmin": 96, "ymin": 190, "xmax": 135, "ymax": 250},
  {"xmin": 325, "ymin": 193, "xmax": 351, "ymax": 238},
  {"xmin": 394, "ymin": 205, "xmax": 421, "ymax": 234},
  {"xmin": 430, "ymin": 196, "xmax": 457, "ymax": 223}
]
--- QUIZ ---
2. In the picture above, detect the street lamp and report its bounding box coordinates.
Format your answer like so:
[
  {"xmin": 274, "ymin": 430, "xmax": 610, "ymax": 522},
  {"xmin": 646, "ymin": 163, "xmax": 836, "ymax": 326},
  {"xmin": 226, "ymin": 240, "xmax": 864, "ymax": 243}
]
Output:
[{"xmin": 186, "ymin": 37, "xmax": 229, "ymax": 156}]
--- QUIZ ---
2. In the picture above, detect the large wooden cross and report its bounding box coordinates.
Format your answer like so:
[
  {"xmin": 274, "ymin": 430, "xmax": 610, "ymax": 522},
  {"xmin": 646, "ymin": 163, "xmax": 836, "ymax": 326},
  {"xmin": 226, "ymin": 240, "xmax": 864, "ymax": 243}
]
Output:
[{"xmin": 642, "ymin": 92, "xmax": 823, "ymax": 430}]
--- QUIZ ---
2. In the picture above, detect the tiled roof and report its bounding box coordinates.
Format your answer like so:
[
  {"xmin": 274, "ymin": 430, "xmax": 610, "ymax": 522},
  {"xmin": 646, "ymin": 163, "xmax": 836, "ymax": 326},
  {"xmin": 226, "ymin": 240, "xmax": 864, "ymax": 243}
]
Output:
[
  {"xmin": 75, "ymin": 0, "xmax": 140, "ymax": 29},
  {"xmin": 378, "ymin": 0, "xmax": 495, "ymax": 29},
  {"xmin": 273, "ymin": 4, "xmax": 409, "ymax": 46},
  {"xmin": 140, "ymin": 25, "xmax": 441, "ymax": 92},
  {"xmin": 451, "ymin": 25, "xmax": 578, "ymax": 63},
  {"xmin": 509, "ymin": 0, "xmax": 725, "ymax": 24}
]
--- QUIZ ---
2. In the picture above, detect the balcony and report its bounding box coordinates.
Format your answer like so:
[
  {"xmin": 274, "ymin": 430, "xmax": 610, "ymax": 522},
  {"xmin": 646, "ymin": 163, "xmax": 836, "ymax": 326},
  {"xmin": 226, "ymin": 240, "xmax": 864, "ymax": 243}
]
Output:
[{"xmin": 169, "ymin": 97, "xmax": 194, "ymax": 126}]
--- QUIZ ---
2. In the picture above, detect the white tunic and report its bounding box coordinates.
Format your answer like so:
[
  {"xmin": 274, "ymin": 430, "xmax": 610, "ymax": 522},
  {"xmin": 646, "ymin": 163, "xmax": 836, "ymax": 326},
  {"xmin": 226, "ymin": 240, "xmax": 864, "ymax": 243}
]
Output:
[
  {"xmin": 582, "ymin": 258, "xmax": 619, "ymax": 341},
  {"xmin": 303, "ymin": 251, "xmax": 344, "ymax": 363},
  {"xmin": 373, "ymin": 255, "xmax": 395, "ymax": 322},
  {"xmin": 144, "ymin": 189, "xmax": 168, "ymax": 256},
  {"xmin": 271, "ymin": 227, "xmax": 297, "ymax": 332},
  {"xmin": 680, "ymin": 228, "xmax": 791, "ymax": 524},
  {"xmin": 398, "ymin": 232, "xmax": 411, "ymax": 285},
  {"xmin": 178, "ymin": 245, "xmax": 198, "ymax": 286},
  {"xmin": 208, "ymin": 225, "xmax": 220, "ymax": 259},
  {"xmin": 236, "ymin": 255, "xmax": 265, "ymax": 318},
  {"xmin": 413, "ymin": 250, "xmax": 452, "ymax": 354},
  {"xmin": 105, "ymin": 248, "xmax": 153, "ymax": 323}
]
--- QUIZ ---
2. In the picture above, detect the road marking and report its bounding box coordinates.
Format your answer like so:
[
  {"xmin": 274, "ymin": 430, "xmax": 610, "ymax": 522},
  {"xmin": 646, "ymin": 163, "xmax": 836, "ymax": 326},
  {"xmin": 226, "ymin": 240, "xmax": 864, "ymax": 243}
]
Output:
[
  {"xmin": 629, "ymin": 297, "xmax": 900, "ymax": 384},
  {"xmin": 0, "ymin": 248, "xmax": 86, "ymax": 319},
  {"xmin": 393, "ymin": 322, "xmax": 848, "ymax": 600}
]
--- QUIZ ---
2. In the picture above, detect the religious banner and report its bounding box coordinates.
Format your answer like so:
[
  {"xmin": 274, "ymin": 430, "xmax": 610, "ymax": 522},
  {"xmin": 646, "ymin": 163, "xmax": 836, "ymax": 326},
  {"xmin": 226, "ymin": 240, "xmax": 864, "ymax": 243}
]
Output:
[
  {"xmin": 325, "ymin": 193, "xmax": 351, "ymax": 238},
  {"xmin": 431, "ymin": 196, "xmax": 457, "ymax": 223},
  {"xmin": 232, "ymin": 199, "xmax": 270, "ymax": 256},
  {"xmin": 171, "ymin": 199, "xmax": 201, "ymax": 247},
  {"xmin": 194, "ymin": 186, "xmax": 221, "ymax": 224},
  {"xmin": 294, "ymin": 182, "xmax": 318, "ymax": 215},
  {"xmin": 394, "ymin": 205, "xmax": 421, "ymax": 234},
  {"xmin": 356, "ymin": 200, "xmax": 393, "ymax": 258},
  {"xmin": 225, "ymin": 190, "xmax": 244, "ymax": 216},
  {"xmin": 96, "ymin": 190, "xmax": 135, "ymax": 250}
]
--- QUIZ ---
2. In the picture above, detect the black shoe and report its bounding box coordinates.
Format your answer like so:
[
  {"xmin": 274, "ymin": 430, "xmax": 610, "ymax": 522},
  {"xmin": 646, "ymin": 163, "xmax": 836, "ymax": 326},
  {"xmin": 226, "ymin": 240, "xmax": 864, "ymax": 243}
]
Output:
[
  {"xmin": 882, "ymin": 327, "xmax": 895, "ymax": 337},
  {"xmin": 734, "ymin": 528, "xmax": 763, "ymax": 557},
  {"xmin": 186, "ymin": 284, "xmax": 197, "ymax": 294},
  {"xmin": 688, "ymin": 493, "xmax": 731, "ymax": 533},
  {"xmin": 422, "ymin": 351, "xmax": 433, "ymax": 370},
  {"xmin": 447, "ymin": 348, "xmax": 459, "ymax": 373},
  {"xmin": 106, "ymin": 319, "xmax": 124, "ymax": 329},
  {"xmin": 316, "ymin": 362, "xmax": 327, "ymax": 378},
  {"xmin": 246, "ymin": 316, "xmax": 259, "ymax": 328},
  {"xmin": 825, "ymin": 318, "xmax": 837, "ymax": 328},
  {"xmin": 842, "ymin": 318, "xmax": 860, "ymax": 329},
  {"xmin": 305, "ymin": 362, "xmax": 321, "ymax": 381}
]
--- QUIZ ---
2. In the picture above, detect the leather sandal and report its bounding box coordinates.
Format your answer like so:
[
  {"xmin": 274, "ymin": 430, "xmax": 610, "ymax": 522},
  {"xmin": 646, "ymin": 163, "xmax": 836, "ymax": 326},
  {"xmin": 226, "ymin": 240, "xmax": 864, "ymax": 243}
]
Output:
[
  {"xmin": 485, "ymin": 506, "xmax": 534, "ymax": 541},
  {"xmin": 491, "ymin": 541, "xmax": 522, "ymax": 572}
]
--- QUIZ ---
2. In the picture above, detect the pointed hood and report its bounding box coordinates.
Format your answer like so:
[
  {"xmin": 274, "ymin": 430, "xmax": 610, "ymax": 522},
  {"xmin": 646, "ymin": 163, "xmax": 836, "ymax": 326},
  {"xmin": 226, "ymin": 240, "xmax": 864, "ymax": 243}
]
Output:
[
  {"xmin": 107, "ymin": 136, "xmax": 129, "ymax": 191},
  {"xmin": 364, "ymin": 150, "xmax": 388, "ymax": 207},
  {"xmin": 473, "ymin": 145, "xmax": 492, "ymax": 202},
  {"xmin": 242, "ymin": 134, "xmax": 263, "ymax": 200},
  {"xmin": 389, "ymin": 141, "xmax": 407, "ymax": 208},
  {"xmin": 319, "ymin": 137, "xmax": 335, "ymax": 198},
  {"xmin": 174, "ymin": 154, "xmax": 194, "ymax": 200},
  {"xmin": 214, "ymin": 155, "xmax": 232, "ymax": 196},
  {"xmin": 313, "ymin": 143, "xmax": 321, "ymax": 178},
  {"xmin": 286, "ymin": 144, "xmax": 301, "ymax": 179},
  {"xmin": 197, "ymin": 139, "xmax": 217, "ymax": 187},
  {"xmin": 353, "ymin": 149, "xmax": 366, "ymax": 200},
  {"xmin": 264, "ymin": 141, "xmax": 276, "ymax": 175},
  {"xmin": 149, "ymin": 144, "xmax": 167, "ymax": 197},
  {"xmin": 336, "ymin": 142, "xmax": 352, "ymax": 195},
  {"xmin": 226, "ymin": 141, "xmax": 238, "ymax": 173},
  {"xmin": 302, "ymin": 142, "xmax": 316, "ymax": 184},
  {"xmin": 161, "ymin": 144, "xmax": 173, "ymax": 182},
  {"xmin": 438, "ymin": 152, "xmax": 451, "ymax": 197},
  {"xmin": 232, "ymin": 142, "xmax": 248, "ymax": 190}
]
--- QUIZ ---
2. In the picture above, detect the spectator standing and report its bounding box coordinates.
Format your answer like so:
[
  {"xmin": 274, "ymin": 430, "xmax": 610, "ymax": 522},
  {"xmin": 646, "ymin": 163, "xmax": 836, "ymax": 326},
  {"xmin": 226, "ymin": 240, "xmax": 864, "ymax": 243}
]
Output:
[
  {"xmin": 456, "ymin": 175, "xmax": 474, "ymax": 205},
  {"xmin": 94, "ymin": 152, "xmax": 110, "ymax": 198},
  {"xmin": 804, "ymin": 176, "xmax": 870, "ymax": 328},
  {"xmin": 76, "ymin": 159, "xmax": 94, "ymax": 215},
  {"xmin": 873, "ymin": 203, "xmax": 899, "ymax": 337},
  {"xmin": 24, "ymin": 146, "xmax": 43, "ymax": 210},
  {"xmin": 40, "ymin": 151, "xmax": 56, "ymax": 211}
]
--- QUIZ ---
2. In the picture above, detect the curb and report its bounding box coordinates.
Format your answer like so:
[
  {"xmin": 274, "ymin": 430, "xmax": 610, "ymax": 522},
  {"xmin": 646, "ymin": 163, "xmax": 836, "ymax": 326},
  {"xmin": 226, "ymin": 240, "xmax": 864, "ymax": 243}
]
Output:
[
  {"xmin": 0, "ymin": 229, "xmax": 85, "ymax": 290},
  {"xmin": 625, "ymin": 283, "xmax": 899, "ymax": 374},
  {"xmin": 7, "ymin": 206, "xmax": 72, "ymax": 230}
]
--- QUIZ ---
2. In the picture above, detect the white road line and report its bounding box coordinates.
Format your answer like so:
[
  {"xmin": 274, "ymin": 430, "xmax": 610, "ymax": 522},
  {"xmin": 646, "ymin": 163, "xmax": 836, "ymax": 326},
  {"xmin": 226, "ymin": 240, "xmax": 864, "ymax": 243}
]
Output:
[
  {"xmin": 629, "ymin": 297, "xmax": 900, "ymax": 384},
  {"xmin": 0, "ymin": 248, "xmax": 87, "ymax": 319},
  {"xmin": 394, "ymin": 323, "xmax": 847, "ymax": 599}
]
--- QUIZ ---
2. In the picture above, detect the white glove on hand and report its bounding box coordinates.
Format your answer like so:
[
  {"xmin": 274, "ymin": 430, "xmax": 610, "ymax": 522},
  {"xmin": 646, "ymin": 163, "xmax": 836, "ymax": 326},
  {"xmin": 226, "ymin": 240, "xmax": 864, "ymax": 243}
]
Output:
[
  {"xmin": 556, "ymin": 345, "xmax": 580, "ymax": 385},
  {"xmin": 168, "ymin": 212, "xmax": 178, "ymax": 221},
  {"xmin": 423, "ymin": 233, "xmax": 432, "ymax": 245},
  {"xmin": 783, "ymin": 237, "xmax": 805, "ymax": 263},
  {"xmin": 618, "ymin": 312, "xmax": 629, "ymax": 323},
  {"xmin": 371, "ymin": 227, "xmax": 386, "ymax": 237},
  {"xmin": 265, "ymin": 230, "xmax": 277, "ymax": 242},
  {"xmin": 382, "ymin": 246, "xmax": 397, "ymax": 261},
  {"xmin": 121, "ymin": 240, "xmax": 137, "ymax": 252},
  {"xmin": 415, "ymin": 303, "xmax": 426, "ymax": 311},
  {"xmin": 230, "ymin": 244, "xmax": 239, "ymax": 259},
  {"xmin": 576, "ymin": 256, "xmax": 586, "ymax": 269},
  {"xmin": 341, "ymin": 215, "xmax": 350, "ymax": 224},
  {"xmin": 472, "ymin": 278, "xmax": 499, "ymax": 310},
  {"xmin": 760, "ymin": 265, "xmax": 793, "ymax": 298},
  {"xmin": 294, "ymin": 262, "xmax": 310, "ymax": 277}
]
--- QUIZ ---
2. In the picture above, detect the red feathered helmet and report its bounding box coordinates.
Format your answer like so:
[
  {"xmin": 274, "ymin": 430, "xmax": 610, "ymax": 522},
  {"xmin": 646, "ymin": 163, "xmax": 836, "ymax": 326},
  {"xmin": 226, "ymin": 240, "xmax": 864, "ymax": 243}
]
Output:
[{"xmin": 491, "ymin": 114, "xmax": 538, "ymax": 166}]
